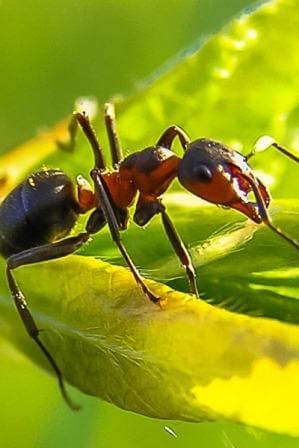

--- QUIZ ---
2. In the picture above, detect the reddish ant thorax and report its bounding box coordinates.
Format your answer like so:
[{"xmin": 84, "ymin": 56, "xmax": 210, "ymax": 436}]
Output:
[{"xmin": 98, "ymin": 145, "xmax": 180, "ymax": 214}]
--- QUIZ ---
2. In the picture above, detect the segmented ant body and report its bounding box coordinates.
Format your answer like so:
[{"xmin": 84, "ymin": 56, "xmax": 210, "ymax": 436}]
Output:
[{"xmin": 0, "ymin": 104, "xmax": 298, "ymax": 409}]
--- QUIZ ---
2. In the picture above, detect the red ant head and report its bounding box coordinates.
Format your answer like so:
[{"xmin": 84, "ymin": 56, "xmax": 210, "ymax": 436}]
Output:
[{"xmin": 177, "ymin": 138, "xmax": 270, "ymax": 223}]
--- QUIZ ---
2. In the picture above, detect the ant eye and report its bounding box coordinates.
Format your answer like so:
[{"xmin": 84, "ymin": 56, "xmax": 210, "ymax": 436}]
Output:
[{"xmin": 193, "ymin": 164, "xmax": 213, "ymax": 182}]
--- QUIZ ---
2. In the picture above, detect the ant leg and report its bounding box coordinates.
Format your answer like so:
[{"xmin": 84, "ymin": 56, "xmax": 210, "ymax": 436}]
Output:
[
  {"xmin": 158, "ymin": 202, "xmax": 199, "ymax": 297},
  {"xmin": 75, "ymin": 112, "xmax": 106, "ymax": 171},
  {"xmin": 77, "ymin": 110, "xmax": 159, "ymax": 302},
  {"xmin": 243, "ymin": 174, "xmax": 299, "ymax": 251},
  {"xmin": 6, "ymin": 232, "xmax": 90, "ymax": 410},
  {"xmin": 157, "ymin": 125, "xmax": 191, "ymax": 150},
  {"xmin": 246, "ymin": 136, "xmax": 299, "ymax": 164},
  {"xmin": 104, "ymin": 103, "xmax": 123, "ymax": 167},
  {"xmin": 91, "ymin": 169, "xmax": 159, "ymax": 304}
]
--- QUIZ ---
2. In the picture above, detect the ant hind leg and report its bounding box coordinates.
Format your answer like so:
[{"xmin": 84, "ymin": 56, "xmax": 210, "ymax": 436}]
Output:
[{"xmin": 6, "ymin": 232, "xmax": 90, "ymax": 410}]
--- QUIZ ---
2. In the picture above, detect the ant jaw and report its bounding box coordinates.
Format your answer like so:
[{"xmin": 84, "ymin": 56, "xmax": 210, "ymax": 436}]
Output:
[
  {"xmin": 225, "ymin": 165, "xmax": 271, "ymax": 223},
  {"xmin": 229, "ymin": 200, "xmax": 263, "ymax": 224}
]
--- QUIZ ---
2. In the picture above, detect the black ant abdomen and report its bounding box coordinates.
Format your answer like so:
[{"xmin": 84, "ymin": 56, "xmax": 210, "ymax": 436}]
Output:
[{"xmin": 0, "ymin": 169, "xmax": 79, "ymax": 258}]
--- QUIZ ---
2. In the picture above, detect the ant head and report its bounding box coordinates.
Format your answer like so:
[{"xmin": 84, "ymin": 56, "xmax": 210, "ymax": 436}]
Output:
[{"xmin": 178, "ymin": 138, "xmax": 270, "ymax": 223}]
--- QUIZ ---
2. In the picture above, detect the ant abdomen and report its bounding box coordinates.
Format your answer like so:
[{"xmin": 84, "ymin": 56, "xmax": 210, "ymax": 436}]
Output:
[{"xmin": 0, "ymin": 169, "xmax": 79, "ymax": 258}]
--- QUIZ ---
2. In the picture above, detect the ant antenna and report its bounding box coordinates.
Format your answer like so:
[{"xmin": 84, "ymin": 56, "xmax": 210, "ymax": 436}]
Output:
[{"xmin": 246, "ymin": 136, "xmax": 299, "ymax": 164}]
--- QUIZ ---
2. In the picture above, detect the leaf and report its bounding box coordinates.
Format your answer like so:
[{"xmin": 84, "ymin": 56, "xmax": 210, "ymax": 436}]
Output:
[
  {"xmin": 0, "ymin": 119, "xmax": 69, "ymax": 201},
  {"xmin": 1, "ymin": 0, "xmax": 299, "ymax": 439},
  {"xmin": 2, "ymin": 256, "xmax": 299, "ymax": 436},
  {"xmin": 78, "ymin": 195, "xmax": 299, "ymax": 324}
]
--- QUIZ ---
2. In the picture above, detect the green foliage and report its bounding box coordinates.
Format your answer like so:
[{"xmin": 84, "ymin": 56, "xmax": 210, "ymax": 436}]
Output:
[{"xmin": 0, "ymin": 0, "xmax": 257, "ymax": 153}]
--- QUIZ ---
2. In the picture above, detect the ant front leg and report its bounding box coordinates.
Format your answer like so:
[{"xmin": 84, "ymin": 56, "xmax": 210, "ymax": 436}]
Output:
[
  {"xmin": 6, "ymin": 232, "xmax": 90, "ymax": 410},
  {"xmin": 242, "ymin": 173, "xmax": 299, "ymax": 251},
  {"xmin": 244, "ymin": 136, "xmax": 299, "ymax": 249},
  {"xmin": 157, "ymin": 125, "xmax": 191, "ymax": 150}
]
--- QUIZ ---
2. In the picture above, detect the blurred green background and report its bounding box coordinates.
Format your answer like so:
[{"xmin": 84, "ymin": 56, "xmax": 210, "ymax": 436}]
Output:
[
  {"xmin": 2, "ymin": 1, "xmax": 299, "ymax": 447},
  {"xmin": 0, "ymin": 0, "xmax": 256, "ymax": 153}
]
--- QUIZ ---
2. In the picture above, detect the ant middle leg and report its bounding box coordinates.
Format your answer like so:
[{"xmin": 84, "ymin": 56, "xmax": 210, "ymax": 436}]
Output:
[
  {"xmin": 133, "ymin": 198, "xmax": 198, "ymax": 297},
  {"xmin": 6, "ymin": 232, "xmax": 90, "ymax": 410},
  {"xmin": 158, "ymin": 202, "xmax": 199, "ymax": 297}
]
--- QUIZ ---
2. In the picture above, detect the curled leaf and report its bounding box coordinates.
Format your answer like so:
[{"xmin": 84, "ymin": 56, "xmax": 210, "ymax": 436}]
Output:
[{"xmin": 1, "ymin": 256, "xmax": 299, "ymax": 436}]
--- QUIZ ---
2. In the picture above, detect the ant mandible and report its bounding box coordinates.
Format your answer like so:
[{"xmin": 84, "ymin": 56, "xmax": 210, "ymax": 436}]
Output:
[{"xmin": 0, "ymin": 103, "xmax": 298, "ymax": 409}]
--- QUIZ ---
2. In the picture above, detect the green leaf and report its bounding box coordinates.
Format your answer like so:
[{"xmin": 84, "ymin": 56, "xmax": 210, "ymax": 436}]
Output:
[
  {"xmin": 0, "ymin": 119, "xmax": 70, "ymax": 201},
  {"xmin": 80, "ymin": 195, "xmax": 299, "ymax": 324},
  {"xmin": 1, "ymin": 0, "xmax": 299, "ymax": 439},
  {"xmin": 2, "ymin": 256, "xmax": 299, "ymax": 437}
]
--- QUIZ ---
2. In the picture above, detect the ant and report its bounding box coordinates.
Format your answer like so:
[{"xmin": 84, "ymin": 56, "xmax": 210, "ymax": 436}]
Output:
[{"xmin": 0, "ymin": 103, "xmax": 298, "ymax": 409}]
